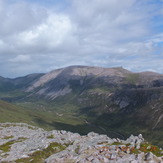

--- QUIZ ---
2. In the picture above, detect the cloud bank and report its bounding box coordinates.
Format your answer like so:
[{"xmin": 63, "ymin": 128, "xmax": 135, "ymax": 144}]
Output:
[{"xmin": 0, "ymin": 0, "xmax": 163, "ymax": 77}]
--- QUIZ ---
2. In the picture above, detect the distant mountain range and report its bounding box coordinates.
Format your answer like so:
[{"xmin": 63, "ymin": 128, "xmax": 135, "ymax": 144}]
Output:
[{"xmin": 0, "ymin": 65, "xmax": 163, "ymax": 147}]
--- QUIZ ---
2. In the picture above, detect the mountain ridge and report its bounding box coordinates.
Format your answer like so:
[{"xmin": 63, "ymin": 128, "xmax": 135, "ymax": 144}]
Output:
[{"xmin": 2, "ymin": 65, "xmax": 163, "ymax": 80}]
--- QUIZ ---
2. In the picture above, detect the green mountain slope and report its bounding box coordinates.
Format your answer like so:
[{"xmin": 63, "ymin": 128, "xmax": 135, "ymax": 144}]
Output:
[
  {"xmin": 0, "ymin": 100, "xmax": 86, "ymax": 132},
  {"xmin": 0, "ymin": 100, "xmax": 34, "ymax": 123}
]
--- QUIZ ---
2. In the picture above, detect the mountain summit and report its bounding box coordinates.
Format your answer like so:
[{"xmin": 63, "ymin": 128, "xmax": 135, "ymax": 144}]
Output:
[{"xmin": 23, "ymin": 65, "xmax": 163, "ymax": 100}]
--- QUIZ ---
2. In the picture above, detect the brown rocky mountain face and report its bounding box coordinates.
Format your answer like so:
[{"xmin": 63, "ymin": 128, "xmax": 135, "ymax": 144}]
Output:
[
  {"xmin": 25, "ymin": 66, "xmax": 163, "ymax": 99},
  {"xmin": 0, "ymin": 66, "xmax": 163, "ymax": 147}
]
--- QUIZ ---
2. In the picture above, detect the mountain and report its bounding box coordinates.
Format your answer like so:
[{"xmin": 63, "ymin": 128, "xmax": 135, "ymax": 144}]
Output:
[
  {"xmin": 0, "ymin": 73, "xmax": 44, "ymax": 91},
  {"xmin": 25, "ymin": 66, "xmax": 163, "ymax": 105},
  {"xmin": 0, "ymin": 65, "xmax": 163, "ymax": 147}
]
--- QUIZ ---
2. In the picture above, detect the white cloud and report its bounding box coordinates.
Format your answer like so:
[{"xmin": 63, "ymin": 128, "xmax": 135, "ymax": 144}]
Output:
[
  {"xmin": 0, "ymin": 0, "xmax": 47, "ymax": 37},
  {"xmin": 0, "ymin": 0, "xmax": 162, "ymax": 77},
  {"xmin": 147, "ymin": 33, "xmax": 163, "ymax": 44},
  {"xmin": 9, "ymin": 55, "xmax": 31, "ymax": 63},
  {"xmin": 17, "ymin": 13, "xmax": 73, "ymax": 50}
]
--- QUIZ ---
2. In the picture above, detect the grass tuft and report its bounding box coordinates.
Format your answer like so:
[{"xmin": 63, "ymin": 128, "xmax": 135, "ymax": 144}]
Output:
[{"xmin": 15, "ymin": 142, "xmax": 68, "ymax": 163}]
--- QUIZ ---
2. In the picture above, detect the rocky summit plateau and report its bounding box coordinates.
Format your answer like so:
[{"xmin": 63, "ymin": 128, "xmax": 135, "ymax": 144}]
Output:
[{"xmin": 0, "ymin": 123, "xmax": 162, "ymax": 163}]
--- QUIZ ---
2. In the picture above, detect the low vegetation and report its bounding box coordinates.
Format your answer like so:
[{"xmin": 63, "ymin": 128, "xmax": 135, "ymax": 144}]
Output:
[
  {"xmin": 0, "ymin": 138, "xmax": 26, "ymax": 153},
  {"xmin": 15, "ymin": 143, "xmax": 67, "ymax": 163},
  {"xmin": 126, "ymin": 73, "xmax": 140, "ymax": 84}
]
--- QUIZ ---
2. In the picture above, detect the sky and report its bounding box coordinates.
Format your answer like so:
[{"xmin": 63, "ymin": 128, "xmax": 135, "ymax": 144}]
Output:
[{"xmin": 0, "ymin": 0, "xmax": 163, "ymax": 78}]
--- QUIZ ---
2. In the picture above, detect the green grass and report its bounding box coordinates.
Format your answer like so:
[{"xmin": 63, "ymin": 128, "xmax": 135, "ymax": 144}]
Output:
[
  {"xmin": 130, "ymin": 148, "xmax": 140, "ymax": 154},
  {"xmin": 129, "ymin": 143, "xmax": 163, "ymax": 157},
  {"xmin": 15, "ymin": 142, "xmax": 67, "ymax": 163},
  {"xmin": 75, "ymin": 145, "xmax": 80, "ymax": 154},
  {"xmin": 0, "ymin": 100, "xmax": 34, "ymax": 124},
  {"xmin": 87, "ymin": 86, "xmax": 115, "ymax": 93},
  {"xmin": 112, "ymin": 142, "xmax": 123, "ymax": 145},
  {"xmin": 2, "ymin": 136, "xmax": 14, "ymax": 139},
  {"xmin": 0, "ymin": 141, "xmax": 15, "ymax": 152},
  {"xmin": 0, "ymin": 99, "xmax": 85, "ymax": 131},
  {"xmin": 0, "ymin": 138, "xmax": 27, "ymax": 152},
  {"xmin": 139, "ymin": 143, "xmax": 163, "ymax": 157},
  {"xmin": 125, "ymin": 73, "xmax": 140, "ymax": 84},
  {"xmin": 47, "ymin": 135, "xmax": 54, "ymax": 139}
]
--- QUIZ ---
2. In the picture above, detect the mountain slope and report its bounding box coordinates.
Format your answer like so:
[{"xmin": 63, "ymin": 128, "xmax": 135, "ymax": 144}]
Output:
[
  {"xmin": 0, "ymin": 100, "xmax": 34, "ymax": 123},
  {"xmin": 25, "ymin": 66, "xmax": 132, "ymax": 99},
  {"xmin": 25, "ymin": 66, "xmax": 163, "ymax": 101}
]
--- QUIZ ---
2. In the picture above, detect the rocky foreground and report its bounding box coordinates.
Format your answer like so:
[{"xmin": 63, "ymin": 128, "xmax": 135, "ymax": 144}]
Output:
[{"xmin": 0, "ymin": 123, "xmax": 162, "ymax": 163}]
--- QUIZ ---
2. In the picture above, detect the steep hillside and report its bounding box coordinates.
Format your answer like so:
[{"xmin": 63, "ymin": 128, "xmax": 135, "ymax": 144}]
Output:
[
  {"xmin": 0, "ymin": 76, "xmax": 14, "ymax": 92},
  {"xmin": 0, "ymin": 100, "xmax": 87, "ymax": 132},
  {"xmin": 0, "ymin": 73, "xmax": 44, "ymax": 102},
  {"xmin": 0, "ymin": 100, "xmax": 33, "ymax": 123},
  {"xmin": 25, "ymin": 66, "xmax": 132, "ymax": 99},
  {"xmin": 25, "ymin": 66, "xmax": 163, "ymax": 100},
  {"xmin": 0, "ymin": 73, "xmax": 44, "ymax": 92}
]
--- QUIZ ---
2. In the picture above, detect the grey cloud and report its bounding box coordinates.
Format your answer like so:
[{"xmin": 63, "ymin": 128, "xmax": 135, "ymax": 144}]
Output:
[
  {"xmin": 9, "ymin": 55, "xmax": 31, "ymax": 62},
  {"xmin": 0, "ymin": 0, "xmax": 162, "ymax": 77},
  {"xmin": 0, "ymin": 1, "xmax": 47, "ymax": 37}
]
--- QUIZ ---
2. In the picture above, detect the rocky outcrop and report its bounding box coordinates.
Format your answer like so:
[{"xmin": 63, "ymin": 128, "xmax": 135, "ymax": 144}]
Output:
[{"xmin": 0, "ymin": 123, "xmax": 162, "ymax": 163}]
